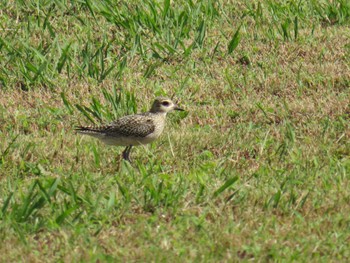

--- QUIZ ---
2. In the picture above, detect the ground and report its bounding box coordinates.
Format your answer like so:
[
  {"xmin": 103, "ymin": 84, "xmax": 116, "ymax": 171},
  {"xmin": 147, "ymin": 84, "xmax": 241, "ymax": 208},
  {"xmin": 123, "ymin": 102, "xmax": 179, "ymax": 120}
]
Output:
[{"xmin": 0, "ymin": 0, "xmax": 350, "ymax": 261}]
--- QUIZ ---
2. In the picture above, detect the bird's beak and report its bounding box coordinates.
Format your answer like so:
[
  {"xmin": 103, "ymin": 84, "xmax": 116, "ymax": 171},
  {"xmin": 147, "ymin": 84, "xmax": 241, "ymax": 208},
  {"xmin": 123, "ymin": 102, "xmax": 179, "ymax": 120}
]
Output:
[{"xmin": 174, "ymin": 105, "xmax": 185, "ymax": 111}]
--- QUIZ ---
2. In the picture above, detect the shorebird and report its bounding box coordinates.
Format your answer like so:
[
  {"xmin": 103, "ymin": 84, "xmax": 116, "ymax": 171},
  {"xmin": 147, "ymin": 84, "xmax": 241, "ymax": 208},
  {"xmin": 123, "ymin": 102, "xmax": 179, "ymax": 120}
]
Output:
[{"xmin": 75, "ymin": 97, "xmax": 184, "ymax": 162}]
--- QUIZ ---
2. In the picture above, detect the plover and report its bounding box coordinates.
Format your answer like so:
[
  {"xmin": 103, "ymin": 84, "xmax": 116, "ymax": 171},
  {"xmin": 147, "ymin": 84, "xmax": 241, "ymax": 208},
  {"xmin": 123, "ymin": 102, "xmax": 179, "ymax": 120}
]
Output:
[{"xmin": 76, "ymin": 97, "xmax": 184, "ymax": 162}]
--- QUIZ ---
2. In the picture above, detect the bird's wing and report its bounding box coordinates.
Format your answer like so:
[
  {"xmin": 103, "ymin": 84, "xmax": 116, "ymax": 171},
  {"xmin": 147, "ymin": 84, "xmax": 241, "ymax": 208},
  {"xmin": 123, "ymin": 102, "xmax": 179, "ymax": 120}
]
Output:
[{"xmin": 106, "ymin": 114, "xmax": 155, "ymax": 137}]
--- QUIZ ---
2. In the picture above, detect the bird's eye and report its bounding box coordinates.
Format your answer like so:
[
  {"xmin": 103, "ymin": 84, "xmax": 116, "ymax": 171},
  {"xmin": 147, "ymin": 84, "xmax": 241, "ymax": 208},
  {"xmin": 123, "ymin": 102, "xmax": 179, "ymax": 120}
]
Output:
[{"xmin": 161, "ymin": 101, "xmax": 170, "ymax": 106}]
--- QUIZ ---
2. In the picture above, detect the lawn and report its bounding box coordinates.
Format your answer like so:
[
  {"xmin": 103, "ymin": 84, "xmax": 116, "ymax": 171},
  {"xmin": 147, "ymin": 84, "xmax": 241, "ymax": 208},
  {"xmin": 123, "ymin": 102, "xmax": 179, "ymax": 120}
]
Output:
[{"xmin": 0, "ymin": 0, "xmax": 350, "ymax": 261}]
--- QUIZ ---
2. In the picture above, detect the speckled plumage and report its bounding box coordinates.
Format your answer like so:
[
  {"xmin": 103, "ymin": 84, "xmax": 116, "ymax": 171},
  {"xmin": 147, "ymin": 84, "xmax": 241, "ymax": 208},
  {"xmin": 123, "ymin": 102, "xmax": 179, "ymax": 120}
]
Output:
[{"xmin": 76, "ymin": 97, "xmax": 184, "ymax": 162}]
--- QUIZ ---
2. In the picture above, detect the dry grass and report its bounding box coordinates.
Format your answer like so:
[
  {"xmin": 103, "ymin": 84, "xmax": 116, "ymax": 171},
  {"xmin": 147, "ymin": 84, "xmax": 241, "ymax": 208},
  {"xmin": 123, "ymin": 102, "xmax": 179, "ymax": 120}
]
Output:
[{"xmin": 0, "ymin": 0, "xmax": 350, "ymax": 261}]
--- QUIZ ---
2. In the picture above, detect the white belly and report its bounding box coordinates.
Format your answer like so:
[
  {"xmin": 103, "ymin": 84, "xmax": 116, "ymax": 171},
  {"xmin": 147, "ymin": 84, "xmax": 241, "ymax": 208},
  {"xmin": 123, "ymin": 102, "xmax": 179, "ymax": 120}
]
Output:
[{"xmin": 100, "ymin": 134, "xmax": 158, "ymax": 146}]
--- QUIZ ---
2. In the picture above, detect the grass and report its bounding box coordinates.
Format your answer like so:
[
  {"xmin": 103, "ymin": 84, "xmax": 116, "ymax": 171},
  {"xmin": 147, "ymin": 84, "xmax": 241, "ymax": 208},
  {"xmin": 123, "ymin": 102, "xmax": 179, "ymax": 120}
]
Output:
[{"xmin": 0, "ymin": 0, "xmax": 350, "ymax": 261}]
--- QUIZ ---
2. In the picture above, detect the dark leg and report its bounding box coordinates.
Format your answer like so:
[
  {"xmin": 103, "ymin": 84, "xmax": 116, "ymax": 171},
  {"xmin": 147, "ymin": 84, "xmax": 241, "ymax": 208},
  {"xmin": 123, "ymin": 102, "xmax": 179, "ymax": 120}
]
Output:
[
  {"xmin": 125, "ymin": 146, "xmax": 132, "ymax": 162},
  {"xmin": 122, "ymin": 146, "xmax": 133, "ymax": 162}
]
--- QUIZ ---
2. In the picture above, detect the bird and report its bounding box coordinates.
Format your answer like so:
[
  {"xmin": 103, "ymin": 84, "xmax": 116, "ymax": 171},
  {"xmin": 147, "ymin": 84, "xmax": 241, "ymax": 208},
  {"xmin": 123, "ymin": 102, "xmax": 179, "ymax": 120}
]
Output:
[{"xmin": 75, "ymin": 97, "xmax": 184, "ymax": 162}]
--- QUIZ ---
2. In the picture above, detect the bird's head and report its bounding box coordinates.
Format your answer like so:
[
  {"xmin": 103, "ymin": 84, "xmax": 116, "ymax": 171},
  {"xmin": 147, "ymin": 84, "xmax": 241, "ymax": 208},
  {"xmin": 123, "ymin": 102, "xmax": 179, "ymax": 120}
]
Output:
[{"xmin": 150, "ymin": 97, "xmax": 184, "ymax": 113}]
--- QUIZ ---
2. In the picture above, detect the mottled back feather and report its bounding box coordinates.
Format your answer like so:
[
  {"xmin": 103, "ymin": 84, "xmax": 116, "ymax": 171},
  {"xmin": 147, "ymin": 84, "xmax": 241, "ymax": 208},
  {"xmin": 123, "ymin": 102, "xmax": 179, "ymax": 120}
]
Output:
[
  {"xmin": 76, "ymin": 112, "xmax": 155, "ymax": 138},
  {"xmin": 107, "ymin": 113, "xmax": 155, "ymax": 137}
]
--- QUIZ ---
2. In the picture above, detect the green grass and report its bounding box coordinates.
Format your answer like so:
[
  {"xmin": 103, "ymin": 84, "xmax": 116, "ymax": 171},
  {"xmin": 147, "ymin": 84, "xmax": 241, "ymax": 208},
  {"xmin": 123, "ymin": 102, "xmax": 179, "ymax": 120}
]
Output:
[{"xmin": 1, "ymin": 0, "xmax": 350, "ymax": 261}]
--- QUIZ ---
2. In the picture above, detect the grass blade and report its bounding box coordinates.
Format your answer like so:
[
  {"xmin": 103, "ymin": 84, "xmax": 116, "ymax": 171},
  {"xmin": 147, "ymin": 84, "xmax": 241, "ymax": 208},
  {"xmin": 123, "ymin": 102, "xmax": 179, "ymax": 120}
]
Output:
[
  {"xmin": 75, "ymin": 104, "xmax": 96, "ymax": 124},
  {"xmin": 1, "ymin": 192, "xmax": 13, "ymax": 217},
  {"xmin": 163, "ymin": 0, "xmax": 170, "ymax": 18},
  {"xmin": 60, "ymin": 92, "xmax": 74, "ymax": 114},
  {"xmin": 294, "ymin": 16, "xmax": 298, "ymax": 40},
  {"xmin": 56, "ymin": 206, "xmax": 78, "ymax": 225},
  {"xmin": 1, "ymin": 134, "xmax": 19, "ymax": 163},
  {"xmin": 228, "ymin": 25, "xmax": 241, "ymax": 54},
  {"xmin": 57, "ymin": 43, "xmax": 71, "ymax": 73},
  {"xmin": 213, "ymin": 176, "xmax": 239, "ymax": 198}
]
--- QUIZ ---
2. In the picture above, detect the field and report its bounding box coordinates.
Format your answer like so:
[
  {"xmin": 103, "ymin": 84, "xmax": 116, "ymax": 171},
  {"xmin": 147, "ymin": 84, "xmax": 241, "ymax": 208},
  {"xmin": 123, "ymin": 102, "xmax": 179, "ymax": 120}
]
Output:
[{"xmin": 0, "ymin": 0, "xmax": 350, "ymax": 261}]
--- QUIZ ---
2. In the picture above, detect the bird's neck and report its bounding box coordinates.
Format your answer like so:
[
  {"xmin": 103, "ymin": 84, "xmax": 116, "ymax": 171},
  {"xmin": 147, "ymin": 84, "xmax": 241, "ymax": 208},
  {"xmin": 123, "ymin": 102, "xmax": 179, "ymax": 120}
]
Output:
[{"xmin": 150, "ymin": 111, "xmax": 167, "ymax": 116}]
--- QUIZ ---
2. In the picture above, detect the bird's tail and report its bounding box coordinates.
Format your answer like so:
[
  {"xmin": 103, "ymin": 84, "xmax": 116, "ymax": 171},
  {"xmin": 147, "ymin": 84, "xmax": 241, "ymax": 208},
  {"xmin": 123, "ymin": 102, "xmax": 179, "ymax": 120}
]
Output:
[{"xmin": 75, "ymin": 125, "xmax": 108, "ymax": 135}]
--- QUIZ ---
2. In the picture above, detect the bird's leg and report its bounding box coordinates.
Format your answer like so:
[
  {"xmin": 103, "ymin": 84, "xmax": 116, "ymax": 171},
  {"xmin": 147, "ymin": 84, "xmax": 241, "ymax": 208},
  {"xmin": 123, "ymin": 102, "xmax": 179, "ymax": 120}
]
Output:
[
  {"xmin": 122, "ymin": 146, "xmax": 130, "ymax": 161},
  {"xmin": 125, "ymin": 146, "xmax": 133, "ymax": 162},
  {"xmin": 122, "ymin": 146, "xmax": 133, "ymax": 162}
]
